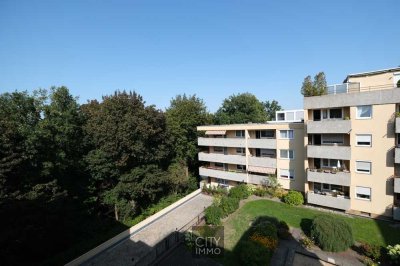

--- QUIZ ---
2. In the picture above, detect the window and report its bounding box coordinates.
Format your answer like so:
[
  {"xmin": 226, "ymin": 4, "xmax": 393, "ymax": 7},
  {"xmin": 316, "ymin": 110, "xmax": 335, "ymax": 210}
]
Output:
[
  {"xmin": 321, "ymin": 134, "xmax": 344, "ymax": 145},
  {"xmin": 322, "ymin": 183, "xmax": 330, "ymax": 190},
  {"xmin": 329, "ymin": 108, "xmax": 342, "ymax": 119},
  {"xmin": 214, "ymin": 163, "xmax": 224, "ymax": 168},
  {"xmin": 356, "ymin": 105, "xmax": 372, "ymax": 119},
  {"xmin": 213, "ymin": 146, "xmax": 224, "ymax": 153},
  {"xmin": 280, "ymin": 149, "xmax": 294, "ymax": 159},
  {"xmin": 356, "ymin": 161, "xmax": 371, "ymax": 174},
  {"xmin": 260, "ymin": 130, "xmax": 275, "ymax": 138},
  {"xmin": 216, "ymin": 178, "xmax": 228, "ymax": 185},
  {"xmin": 356, "ymin": 186, "xmax": 371, "ymax": 200},
  {"xmin": 236, "ymin": 165, "xmax": 246, "ymax": 171},
  {"xmin": 236, "ymin": 148, "xmax": 245, "ymax": 155},
  {"xmin": 260, "ymin": 149, "xmax": 275, "ymax": 158},
  {"xmin": 235, "ymin": 130, "xmax": 245, "ymax": 138},
  {"xmin": 280, "ymin": 169, "xmax": 294, "ymax": 180},
  {"xmin": 277, "ymin": 113, "xmax": 285, "ymax": 121},
  {"xmin": 322, "ymin": 159, "xmax": 340, "ymax": 168},
  {"xmin": 356, "ymin": 134, "xmax": 372, "ymax": 147},
  {"xmin": 279, "ymin": 130, "xmax": 294, "ymax": 139}
]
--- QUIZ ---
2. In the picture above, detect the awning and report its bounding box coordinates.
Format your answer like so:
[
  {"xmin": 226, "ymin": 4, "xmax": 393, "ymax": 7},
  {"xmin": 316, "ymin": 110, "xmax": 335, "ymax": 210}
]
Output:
[
  {"xmin": 205, "ymin": 130, "xmax": 226, "ymax": 135},
  {"xmin": 248, "ymin": 166, "xmax": 276, "ymax": 175}
]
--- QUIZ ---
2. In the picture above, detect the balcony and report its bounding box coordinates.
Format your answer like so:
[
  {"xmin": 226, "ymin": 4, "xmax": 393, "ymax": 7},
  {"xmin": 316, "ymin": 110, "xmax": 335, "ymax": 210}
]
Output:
[
  {"xmin": 198, "ymin": 137, "xmax": 245, "ymax": 148},
  {"xmin": 307, "ymin": 192, "xmax": 350, "ymax": 211},
  {"xmin": 395, "ymin": 177, "xmax": 400, "ymax": 194},
  {"xmin": 396, "ymin": 118, "xmax": 400, "ymax": 134},
  {"xmin": 248, "ymin": 156, "xmax": 276, "ymax": 168},
  {"xmin": 199, "ymin": 167, "xmax": 247, "ymax": 182},
  {"xmin": 247, "ymin": 138, "xmax": 276, "ymax": 149},
  {"xmin": 396, "ymin": 148, "xmax": 400, "ymax": 164},
  {"xmin": 394, "ymin": 206, "xmax": 400, "ymax": 221},
  {"xmin": 307, "ymin": 169, "xmax": 351, "ymax": 186},
  {"xmin": 307, "ymin": 145, "xmax": 351, "ymax": 160},
  {"xmin": 307, "ymin": 120, "xmax": 351, "ymax": 134},
  {"xmin": 198, "ymin": 152, "xmax": 246, "ymax": 165},
  {"xmin": 248, "ymin": 174, "xmax": 270, "ymax": 185}
]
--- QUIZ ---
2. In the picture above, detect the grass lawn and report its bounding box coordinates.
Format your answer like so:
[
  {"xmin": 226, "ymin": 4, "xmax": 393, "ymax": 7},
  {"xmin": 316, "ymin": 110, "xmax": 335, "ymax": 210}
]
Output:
[{"xmin": 223, "ymin": 199, "xmax": 400, "ymax": 252}]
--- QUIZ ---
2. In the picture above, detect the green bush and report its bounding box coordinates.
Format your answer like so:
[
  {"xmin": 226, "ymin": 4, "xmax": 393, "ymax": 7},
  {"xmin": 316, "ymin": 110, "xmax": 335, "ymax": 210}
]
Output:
[
  {"xmin": 251, "ymin": 221, "xmax": 278, "ymax": 239},
  {"xmin": 397, "ymin": 79, "xmax": 400, "ymax": 88},
  {"xmin": 386, "ymin": 244, "xmax": 400, "ymax": 264},
  {"xmin": 229, "ymin": 184, "xmax": 251, "ymax": 200},
  {"xmin": 283, "ymin": 190, "xmax": 304, "ymax": 206},
  {"xmin": 310, "ymin": 215, "xmax": 353, "ymax": 252},
  {"xmin": 204, "ymin": 205, "xmax": 223, "ymax": 225},
  {"xmin": 202, "ymin": 184, "xmax": 228, "ymax": 196},
  {"xmin": 253, "ymin": 187, "xmax": 268, "ymax": 197},
  {"xmin": 360, "ymin": 242, "xmax": 381, "ymax": 261},
  {"xmin": 237, "ymin": 240, "xmax": 272, "ymax": 266},
  {"xmin": 219, "ymin": 196, "xmax": 239, "ymax": 217}
]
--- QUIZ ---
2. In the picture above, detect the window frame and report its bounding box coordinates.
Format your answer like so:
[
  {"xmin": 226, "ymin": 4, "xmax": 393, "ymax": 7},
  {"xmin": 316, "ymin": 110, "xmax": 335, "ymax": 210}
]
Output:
[
  {"xmin": 279, "ymin": 149, "xmax": 294, "ymax": 160},
  {"xmin": 356, "ymin": 134, "xmax": 372, "ymax": 147},
  {"xmin": 260, "ymin": 130, "xmax": 275, "ymax": 139},
  {"xmin": 235, "ymin": 130, "xmax": 245, "ymax": 138},
  {"xmin": 236, "ymin": 164, "xmax": 246, "ymax": 171},
  {"xmin": 355, "ymin": 160, "xmax": 371, "ymax": 174},
  {"xmin": 216, "ymin": 178, "xmax": 228, "ymax": 185},
  {"xmin": 279, "ymin": 169, "xmax": 294, "ymax": 180},
  {"xmin": 236, "ymin": 147, "xmax": 245, "ymax": 155},
  {"xmin": 279, "ymin": 130, "xmax": 294, "ymax": 139},
  {"xmin": 213, "ymin": 146, "xmax": 224, "ymax": 153},
  {"xmin": 356, "ymin": 105, "xmax": 372, "ymax": 119},
  {"xmin": 355, "ymin": 186, "xmax": 371, "ymax": 201}
]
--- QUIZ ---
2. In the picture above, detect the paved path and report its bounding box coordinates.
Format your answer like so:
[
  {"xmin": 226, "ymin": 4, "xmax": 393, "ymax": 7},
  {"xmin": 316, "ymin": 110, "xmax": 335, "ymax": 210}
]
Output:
[{"xmin": 84, "ymin": 193, "xmax": 213, "ymax": 266}]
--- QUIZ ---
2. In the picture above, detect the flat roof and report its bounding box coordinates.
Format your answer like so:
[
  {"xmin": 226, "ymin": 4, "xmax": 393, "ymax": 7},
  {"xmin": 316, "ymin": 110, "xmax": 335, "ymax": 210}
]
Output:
[
  {"xmin": 197, "ymin": 122, "xmax": 304, "ymax": 131},
  {"xmin": 344, "ymin": 67, "xmax": 400, "ymax": 82}
]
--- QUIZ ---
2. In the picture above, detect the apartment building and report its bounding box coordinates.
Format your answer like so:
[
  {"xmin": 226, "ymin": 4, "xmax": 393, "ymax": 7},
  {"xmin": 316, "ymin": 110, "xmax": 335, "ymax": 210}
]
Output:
[
  {"xmin": 197, "ymin": 110, "xmax": 306, "ymax": 191},
  {"xmin": 198, "ymin": 67, "xmax": 400, "ymax": 220}
]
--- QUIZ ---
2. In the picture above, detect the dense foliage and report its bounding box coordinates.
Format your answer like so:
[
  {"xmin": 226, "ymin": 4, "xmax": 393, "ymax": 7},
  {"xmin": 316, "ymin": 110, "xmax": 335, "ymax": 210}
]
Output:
[
  {"xmin": 311, "ymin": 215, "xmax": 354, "ymax": 252},
  {"xmin": 214, "ymin": 93, "xmax": 268, "ymax": 124},
  {"xmin": 229, "ymin": 184, "xmax": 251, "ymax": 200},
  {"xmin": 301, "ymin": 72, "xmax": 327, "ymax": 97},
  {"xmin": 205, "ymin": 205, "xmax": 224, "ymax": 225},
  {"xmin": 0, "ymin": 88, "xmax": 205, "ymax": 265},
  {"xmin": 283, "ymin": 190, "xmax": 304, "ymax": 206}
]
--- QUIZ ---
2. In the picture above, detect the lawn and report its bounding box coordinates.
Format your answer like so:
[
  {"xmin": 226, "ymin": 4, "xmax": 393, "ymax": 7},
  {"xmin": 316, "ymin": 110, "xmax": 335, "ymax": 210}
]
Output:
[{"xmin": 223, "ymin": 199, "xmax": 400, "ymax": 252}]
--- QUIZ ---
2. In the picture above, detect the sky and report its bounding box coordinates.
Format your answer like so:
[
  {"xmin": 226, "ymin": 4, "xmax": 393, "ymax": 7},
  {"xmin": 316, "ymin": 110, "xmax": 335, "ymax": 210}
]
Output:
[{"xmin": 0, "ymin": 0, "xmax": 399, "ymax": 112}]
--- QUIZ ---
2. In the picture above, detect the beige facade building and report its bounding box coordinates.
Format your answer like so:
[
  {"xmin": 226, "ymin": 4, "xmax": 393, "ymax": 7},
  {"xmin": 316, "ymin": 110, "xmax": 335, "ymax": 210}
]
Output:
[{"xmin": 198, "ymin": 67, "xmax": 400, "ymax": 220}]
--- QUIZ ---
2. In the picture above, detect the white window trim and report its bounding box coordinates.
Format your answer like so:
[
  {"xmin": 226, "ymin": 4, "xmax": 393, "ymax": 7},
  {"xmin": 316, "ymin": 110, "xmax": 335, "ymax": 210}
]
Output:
[
  {"xmin": 355, "ymin": 160, "xmax": 371, "ymax": 174},
  {"xmin": 279, "ymin": 149, "xmax": 294, "ymax": 160},
  {"xmin": 279, "ymin": 169, "xmax": 295, "ymax": 180},
  {"xmin": 355, "ymin": 186, "xmax": 371, "ymax": 201},
  {"xmin": 356, "ymin": 105, "xmax": 373, "ymax": 120},
  {"xmin": 279, "ymin": 130, "xmax": 294, "ymax": 140},
  {"xmin": 356, "ymin": 134, "xmax": 372, "ymax": 147}
]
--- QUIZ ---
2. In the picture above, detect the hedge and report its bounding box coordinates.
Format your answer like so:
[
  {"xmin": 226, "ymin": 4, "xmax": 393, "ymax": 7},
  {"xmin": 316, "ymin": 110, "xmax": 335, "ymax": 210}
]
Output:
[{"xmin": 283, "ymin": 190, "xmax": 304, "ymax": 206}]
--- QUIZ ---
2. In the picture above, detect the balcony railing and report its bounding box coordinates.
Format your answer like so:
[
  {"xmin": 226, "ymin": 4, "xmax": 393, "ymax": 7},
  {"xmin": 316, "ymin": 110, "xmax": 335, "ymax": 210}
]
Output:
[
  {"xmin": 248, "ymin": 156, "xmax": 277, "ymax": 168},
  {"xmin": 307, "ymin": 192, "xmax": 350, "ymax": 210},
  {"xmin": 198, "ymin": 137, "xmax": 246, "ymax": 148},
  {"xmin": 307, "ymin": 145, "xmax": 351, "ymax": 160},
  {"xmin": 396, "ymin": 148, "xmax": 400, "ymax": 164},
  {"xmin": 307, "ymin": 169, "xmax": 351, "ymax": 186},
  {"xmin": 307, "ymin": 120, "xmax": 351, "ymax": 134},
  {"xmin": 396, "ymin": 117, "xmax": 400, "ymax": 134},
  {"xmin": 247, "ymin": 138, "xmax": 276, "ymax": 149},
  {"xmin": 395, "ymin": 177, "xmax": 400, "ymax": 194},
  {"xmin": 199, "ymin": 167, "xmax": 247, "ymax": 182},
  {"xmin": 198, "ymin": 152, "xmax": 246, "ymax": 165}
]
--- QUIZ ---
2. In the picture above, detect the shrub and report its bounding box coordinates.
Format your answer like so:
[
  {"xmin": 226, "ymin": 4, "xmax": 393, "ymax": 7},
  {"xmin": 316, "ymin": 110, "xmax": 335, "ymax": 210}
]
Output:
[
  {"xmin": 277, "ymin": 221, "xmax": 291, "ymax": 239},
  {"xmin": 219, "ymin": 196, "xmax": 239, "ymax": 217},
  {"xmin": 300, "ymin": 235, "xmax": 314, "ymax": 249},
  {"xmin": 202, "ymin": 185, "xmax": 228, "ymax": 196},
  {"xmin": 361, "ymin": 256, "xmax": 378, "ymax": 266},
  {"xmin": 204, "ymin": 205, "xmax": 223, "ymax": 225},
  {"xmin": 386, "ymin": 244, "xmax": 400, "ymax": 264},
  {"xmin": 397, "ymin": 79, "xmax": 400, "ymax": 88},
  {"xmin": 229, "ymin": 184, "xmax": 251, "ymax": 200},
  {"xmin": 237, "ymin": 240, "xmax": 272, "ymax": 266},
  {"xmin": 272, "ymin": 187, "xmax": 288, "ymax": 199},
  {"xmin": 283, "ymin": 190, "xmax": 304, "ymax": 206},
  {"xmin": 254, "ymin": 187, "xmax": 268, "ymax": 197},
  {"xmin": 310, "ymin": 215, "xmax": 353, "ymax": 252},
  {"xmin": 360, "ymin": 242, "xmax": 381, "ymax": 261}
]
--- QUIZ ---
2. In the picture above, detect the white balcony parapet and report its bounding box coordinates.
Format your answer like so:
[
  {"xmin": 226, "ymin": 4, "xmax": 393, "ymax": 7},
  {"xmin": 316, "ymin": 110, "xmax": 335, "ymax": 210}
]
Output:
[
  {"xmin": 396, "ymin": 148, "xmax": 400, "ymax": 164},
  {"xmin": 247, "ymin": 139, "xmax": 276, "ymax": 149},
  {"xmin": 199, "ymin": 167, "xmax": 247, "ymax": 183},
  {"xmin": 395, "ymin": 177, "xmax": 400, "ymax": 194},
  {"xmin": 307, "ymin": 120, "xmax": 351, "ymax": 134},
  {"xmin": 248, "ymin": 174, "xmax": 270, "ymax": 185},
  {"xmin": 307, "ymin": 192, "xmax": 350, "ymax": 211},
  {"xmin": 307, "ymin": 169, "xmax": 351, "ymax": 186},
  {"xmin": 198, "ymin": 152, "xmax": 246, "ymax": 165},
  {"xmin": 198, "ymin": 137, "xmax": 246, "ymax": 148},
  {"xmin": 248, "ymin": 156, "xmax": 276, "ymax": 168},
  {"xmin": 307, "ymin": 145, "xmax": 351, "ymax": 160}
]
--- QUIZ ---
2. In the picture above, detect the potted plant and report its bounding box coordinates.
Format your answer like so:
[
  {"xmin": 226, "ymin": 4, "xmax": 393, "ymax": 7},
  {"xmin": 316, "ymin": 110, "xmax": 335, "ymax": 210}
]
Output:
[{"xmin": 344, "ymin": 116, "xmax": 350, "ymax": 120}]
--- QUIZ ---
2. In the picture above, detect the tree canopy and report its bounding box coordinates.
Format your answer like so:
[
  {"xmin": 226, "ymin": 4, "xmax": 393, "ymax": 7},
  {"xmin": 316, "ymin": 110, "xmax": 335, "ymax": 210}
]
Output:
[
  {"xmin": 301, "ymin": 72, "xmax": 327, "ymax": 96},
  {"xmin": 264, "ymin": 100, "xmax": 282, "ymax": 121},
  {"xmin": 215, "ymin": 93, "xmax": 268, "ymax": 124}
]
